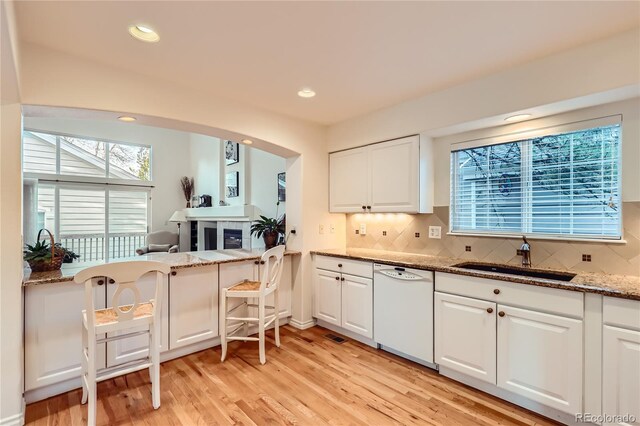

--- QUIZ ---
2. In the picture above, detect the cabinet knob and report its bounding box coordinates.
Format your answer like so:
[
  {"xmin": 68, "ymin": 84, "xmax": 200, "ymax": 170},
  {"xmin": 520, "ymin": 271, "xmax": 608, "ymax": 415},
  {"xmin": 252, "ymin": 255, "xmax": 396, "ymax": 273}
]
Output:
[
  {"xmin": 97, "ymin": 279, "xmax": 104, "ymax": 285},
  {"xmin": 338, "ymin": 263, "xmax": 343, "ymax": 268},
  {"xmin": 254, "ymin": 260, "xmax": 260, "ymax": 265},
  {"xmin": 493, "ymin": 289, "xmax": 500, "ymax": 295},
  {"xmin": 341, "ymin": 277, "xmax": 345, "ymax": 281},
  {"xmin": 260, "ymin": 260, "xmax": 265, "ymax": 265},
  {"xmin": 486, "ymin": 307, "xmax": 493, "ymax": 313},
  {"xmin": 498, "ymin": 311, "xmax": 506, "ymax": 317},
  {"xmin": 335, "ymin": 276, "xmax": 340, "ymax": 281},
  {"xmin": 362, "ymin": 205, "xmax": 366, "ymax": 210},
  {"xmin": 171, "ymin": 271, "xmax": 177, "ymax": 276},
  {"xmin": 366, "ymin": 206, "xmax": 371, "ymax": 210}
]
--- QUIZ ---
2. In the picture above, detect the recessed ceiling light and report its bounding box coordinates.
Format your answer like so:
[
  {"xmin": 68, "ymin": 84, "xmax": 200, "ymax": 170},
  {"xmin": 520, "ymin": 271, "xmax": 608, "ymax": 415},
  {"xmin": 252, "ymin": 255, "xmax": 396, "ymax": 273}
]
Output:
[
  {"xmin": 505, "ymin": 113, "xmax": 532, "ymax": 122},
  {"xmin": 128, "ymin": 24, "xmax": 160, "ymax": 42},
  {"xmin": 297, "ymin": 88, "xmax": 316, "ymax": 98},
  {"xmin": 241, "ymin": 139, "xmax": 253, "ymax": 145},
  {"xmin": 118, "ymin": 116, "xmax": 137, "ymax": 122}
]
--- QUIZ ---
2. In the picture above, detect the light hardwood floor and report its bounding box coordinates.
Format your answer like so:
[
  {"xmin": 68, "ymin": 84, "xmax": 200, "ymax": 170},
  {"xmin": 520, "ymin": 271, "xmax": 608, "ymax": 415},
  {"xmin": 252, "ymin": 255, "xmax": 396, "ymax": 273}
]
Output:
[{"xmin": 26, "ymin": 326, "xmax": 559, "ymax": 425}]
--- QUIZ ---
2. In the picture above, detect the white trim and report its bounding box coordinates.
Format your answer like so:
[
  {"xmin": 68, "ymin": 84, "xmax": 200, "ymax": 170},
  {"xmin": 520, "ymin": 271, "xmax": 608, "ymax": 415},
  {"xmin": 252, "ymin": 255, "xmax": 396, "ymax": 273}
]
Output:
[
  {"xmin": 451, "ymin": 115, "xmax": 622, "ymax": 151},
  {"xmin": 0, "ymin": 399, "xmax": 25, "ymax": 426},
  {"xmin": 289, "ymin": 318, "xmax": 316, "ymax": 330},
  {"xmin": 446, "ymin": 231, "xmax": 627, "ymax": 244},
  {"xmin": 24, "ymin": 173, "xmax": 154, "ymax": 188}
]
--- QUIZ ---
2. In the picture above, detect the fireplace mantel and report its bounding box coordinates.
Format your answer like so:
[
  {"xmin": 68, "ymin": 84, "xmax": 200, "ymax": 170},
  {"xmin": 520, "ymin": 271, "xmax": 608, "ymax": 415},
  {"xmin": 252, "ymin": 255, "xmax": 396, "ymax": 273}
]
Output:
[{"xmin": 183, "ymin": 205, "xmax": 256, "ymax": 221}]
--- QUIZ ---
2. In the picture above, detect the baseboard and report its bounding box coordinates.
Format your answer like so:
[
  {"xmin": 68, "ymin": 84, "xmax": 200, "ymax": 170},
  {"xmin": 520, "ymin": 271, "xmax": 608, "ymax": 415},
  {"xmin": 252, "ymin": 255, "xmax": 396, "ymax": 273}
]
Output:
[
  {"xmin": 0, "ymin": 399, "xmax": 25, "ymax": 426},
  {"xmin": 439, "ymin": 367, "xmax": 585, "ymax": 425},
  {"xmin": 315, "ymin": 320, "xmax": 377, "ymax": 348},
  {"xmin": 288, "ymin": 317, "xmax": 316, "ymax": 330}
]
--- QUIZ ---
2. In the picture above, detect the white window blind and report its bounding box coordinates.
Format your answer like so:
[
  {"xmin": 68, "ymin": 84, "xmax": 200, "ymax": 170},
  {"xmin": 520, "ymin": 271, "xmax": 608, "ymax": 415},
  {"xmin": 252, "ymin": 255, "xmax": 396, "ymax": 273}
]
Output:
[{"xmin": 450, "ymin": 119, "xmax": 621, "ymax": 240}]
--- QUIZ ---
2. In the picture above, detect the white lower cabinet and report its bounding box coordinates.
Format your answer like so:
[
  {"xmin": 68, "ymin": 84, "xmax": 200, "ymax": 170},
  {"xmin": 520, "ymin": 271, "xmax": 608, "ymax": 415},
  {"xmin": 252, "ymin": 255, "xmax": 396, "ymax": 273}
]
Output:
[
  {"xmin": 169, "ymin": 265, "xmax": 219, "ymax": 349},
  {"xmin": 496, "ymin": 304, "xmax": 583, "ymax": 413},
  {"xmin": 313, "ymin": 265, "xmax": 373, "ymax": 339},
  {"xmin": 315, "ymin": 268, "xmax": 342, "ymax": 326},
  {"xmin": 106, "ymin": 273, "xmax": 169, "ymax": 367},
  {"xmin": 25, "ymin": 280, "xmax": 106, "ymax": 391},
  {"xmin": 434, "ymin": 292, "xmax": 496, "ymax": 383},
  {"xmin": 341, "ymin": 274, "xmax": 373, "ymax": 338}
]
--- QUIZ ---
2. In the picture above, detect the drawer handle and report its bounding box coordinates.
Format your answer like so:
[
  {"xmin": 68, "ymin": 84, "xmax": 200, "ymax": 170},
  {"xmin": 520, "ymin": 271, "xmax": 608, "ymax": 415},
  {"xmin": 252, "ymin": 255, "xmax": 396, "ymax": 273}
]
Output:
[
  {"xmin": 97, "ymin": 279, "xmax": 104, "ymax": 285},
  {"xmin": 338, "ymin": 263, "xmax": 343, "ymax": 268},
  {"xmin": 335, "ymin": 276, "xmax": 340, "ymax": 281},
  {"xmin": 498, "ymin": 311, "xmax": 506, "ymax": 317},
  {"xmin": 486, "ymin": 308, "xmax": 493, "ymax": 313},
  {"xmin": 493, "ymin": 289, "xmax": 500, "ymax": 295},
  {"xmin": 171, "ymin": 271, "xmax": 177, "ymax": 276}
]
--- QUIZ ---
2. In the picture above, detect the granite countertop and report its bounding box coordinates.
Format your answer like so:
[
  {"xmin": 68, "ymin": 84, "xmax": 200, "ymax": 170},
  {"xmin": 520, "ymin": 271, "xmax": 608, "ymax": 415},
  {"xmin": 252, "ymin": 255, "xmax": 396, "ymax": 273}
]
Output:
[
  {"xmin": 311, "ymin": 248, "xmax": 640, "ymax": 301},
  {"xmin": 23, "ymin": 249, "xmax": 301, "ymax": 287}
]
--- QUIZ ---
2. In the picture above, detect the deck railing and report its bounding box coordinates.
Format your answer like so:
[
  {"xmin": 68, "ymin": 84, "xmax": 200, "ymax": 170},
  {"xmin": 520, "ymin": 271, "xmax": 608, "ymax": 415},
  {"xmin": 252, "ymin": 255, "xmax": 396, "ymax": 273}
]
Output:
[{"xmin": 59, "ymin": 233, "xmax": 147, "ymax": 262}]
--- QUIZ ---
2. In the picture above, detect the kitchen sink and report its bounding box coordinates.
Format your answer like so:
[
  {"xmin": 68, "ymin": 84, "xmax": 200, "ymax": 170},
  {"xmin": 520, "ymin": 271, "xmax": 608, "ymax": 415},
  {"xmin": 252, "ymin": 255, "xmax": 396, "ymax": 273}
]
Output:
[{"xmin": 453, "ymin": 262, "xmax": 576, "ymax": 282}]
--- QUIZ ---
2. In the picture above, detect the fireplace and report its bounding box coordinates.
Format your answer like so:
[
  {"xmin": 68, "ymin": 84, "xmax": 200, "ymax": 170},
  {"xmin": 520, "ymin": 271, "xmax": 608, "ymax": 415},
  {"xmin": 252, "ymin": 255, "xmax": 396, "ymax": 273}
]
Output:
[{"xmin": 223, "ymin": 229, "xmax": 243, "ymax": 249}]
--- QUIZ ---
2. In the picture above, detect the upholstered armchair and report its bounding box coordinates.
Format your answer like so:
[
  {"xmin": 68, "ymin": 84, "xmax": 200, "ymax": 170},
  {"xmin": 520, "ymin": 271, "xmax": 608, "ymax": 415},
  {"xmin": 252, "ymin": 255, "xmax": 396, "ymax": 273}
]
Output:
[{"xmin": 136, "ymin": 231, "xmax": 179, "ymax": 255}]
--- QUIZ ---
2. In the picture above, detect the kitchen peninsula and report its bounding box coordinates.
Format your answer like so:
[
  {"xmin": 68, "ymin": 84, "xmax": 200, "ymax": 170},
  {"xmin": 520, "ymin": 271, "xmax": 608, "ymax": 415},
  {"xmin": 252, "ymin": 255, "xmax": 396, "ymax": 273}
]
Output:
[{"xmin": 23, "ymin": 249, "xmax": 300, "ymax": 403}]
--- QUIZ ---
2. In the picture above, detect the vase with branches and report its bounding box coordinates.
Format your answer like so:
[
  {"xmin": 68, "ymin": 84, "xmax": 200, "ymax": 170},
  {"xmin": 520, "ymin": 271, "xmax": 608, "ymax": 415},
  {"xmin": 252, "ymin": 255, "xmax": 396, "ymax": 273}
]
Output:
[{"xmin": 180, "ymin": 177, "xmax": 195, "ymax": 208}]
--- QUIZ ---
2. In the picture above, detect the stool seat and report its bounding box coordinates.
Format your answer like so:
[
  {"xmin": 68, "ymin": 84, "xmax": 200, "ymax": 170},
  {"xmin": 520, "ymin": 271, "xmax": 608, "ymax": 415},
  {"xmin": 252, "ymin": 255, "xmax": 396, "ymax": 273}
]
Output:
[
  {"xmin": 228, "ymin": 280, "xmax": 261, "ymax": 291},
  {"xmin": 92, "ymin": 302, "xmax": 154, "ymax": 326}
]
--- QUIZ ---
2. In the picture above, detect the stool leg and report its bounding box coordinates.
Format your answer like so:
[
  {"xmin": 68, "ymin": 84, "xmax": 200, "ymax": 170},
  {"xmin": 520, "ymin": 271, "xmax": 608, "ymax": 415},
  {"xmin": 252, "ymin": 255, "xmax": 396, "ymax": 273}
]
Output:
[
  {"xmin": 221, "ymin": 290, "xmax": 227, "ymax": 362},
  {"xmin": 151, "ymin": 320, "xmax": 161, "ymax": 409},
  {"xmin": 274, "ymin": 287, "xmax": 281, "ymax": 348},
  {"xmin": 259, "ymin": 295, "xmax": 266, "ymax": 364},
  {"xmin": 81, "ymin": 324, "xmax": 88, "ymax": 404},
  {"xmin": 87, "ymin": 332, "xmax": 97, "ymax": 426}
]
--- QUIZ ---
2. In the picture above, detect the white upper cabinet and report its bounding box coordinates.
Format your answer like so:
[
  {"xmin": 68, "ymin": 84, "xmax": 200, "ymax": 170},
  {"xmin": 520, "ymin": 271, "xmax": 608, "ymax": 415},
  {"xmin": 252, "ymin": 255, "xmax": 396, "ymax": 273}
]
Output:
[
  {"xmin": 329, "ymin": 147, "xmax": 369, "ymax": 213},
  {"xmin": 368, "ymin": 137, "xmax": 419, "ymax": 212},
  {"xmin": 329, "ymin": 135, "xmax": 432, "ymax": 213}
]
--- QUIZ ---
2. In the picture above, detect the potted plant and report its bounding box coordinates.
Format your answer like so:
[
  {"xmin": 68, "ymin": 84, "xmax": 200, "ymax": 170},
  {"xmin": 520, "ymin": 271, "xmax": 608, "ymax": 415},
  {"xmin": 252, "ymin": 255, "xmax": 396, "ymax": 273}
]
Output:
[{"xmin": 250, "ymin": 202, "xmax": 285, "ymax": 249}]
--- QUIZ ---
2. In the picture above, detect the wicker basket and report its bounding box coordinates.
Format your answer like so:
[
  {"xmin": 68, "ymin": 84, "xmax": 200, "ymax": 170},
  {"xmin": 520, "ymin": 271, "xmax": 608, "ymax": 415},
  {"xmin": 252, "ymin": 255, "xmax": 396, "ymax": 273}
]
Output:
[{"xmin": 27, "ymin": 229, "xmax": 64, "ymax": 272}]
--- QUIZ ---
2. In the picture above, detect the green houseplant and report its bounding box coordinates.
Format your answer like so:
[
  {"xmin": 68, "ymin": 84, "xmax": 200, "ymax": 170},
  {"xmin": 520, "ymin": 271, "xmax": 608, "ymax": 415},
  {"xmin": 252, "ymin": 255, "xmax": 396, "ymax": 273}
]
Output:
[
  {"xmin": 250, "ymin": 203, "xmax": 285, "ymax": 249},
  {"xmin": 24, "ymin": 229, "xmax": 79, "ymax": 271}
]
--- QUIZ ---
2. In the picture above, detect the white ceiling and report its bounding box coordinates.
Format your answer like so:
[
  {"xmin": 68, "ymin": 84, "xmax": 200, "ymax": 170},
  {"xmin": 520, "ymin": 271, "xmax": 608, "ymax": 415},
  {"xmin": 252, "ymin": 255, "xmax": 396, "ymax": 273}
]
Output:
[{"xmin": 14, "ymin": 1, "xmax": 640, "ymax": 125}]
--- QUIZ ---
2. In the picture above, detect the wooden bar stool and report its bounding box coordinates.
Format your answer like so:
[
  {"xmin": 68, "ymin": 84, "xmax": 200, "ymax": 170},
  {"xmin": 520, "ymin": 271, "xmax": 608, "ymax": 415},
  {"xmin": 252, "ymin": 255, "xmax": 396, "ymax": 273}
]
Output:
[
  {"xmin": 221, "ymin": 245, "xmax": 285, "ymax": 364},
  {"xmin": 75, "ymin": 261, "xmax": 170, "ymax": 426}
]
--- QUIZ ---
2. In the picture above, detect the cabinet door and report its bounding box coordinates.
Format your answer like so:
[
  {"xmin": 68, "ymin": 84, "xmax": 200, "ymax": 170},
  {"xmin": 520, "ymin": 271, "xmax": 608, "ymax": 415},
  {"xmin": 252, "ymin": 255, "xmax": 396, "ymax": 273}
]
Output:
[
  {"xmin": 341, "ymin": 274, "xmax": 373, "ymax": 338},
  {"xmin": 170, "ymin": 265, "xmax": 219, "ymax": 349},
  {"xmin": 329, "ymin": 147, "xmax": 369, "ymax": 213},
  {"xmin": 25, "ymin": 280, "xmax": 106, "ymax": 391},
  {"xmin": 369, "ymin": 136, "xmax": 419, "ymax": 213},
  {"xmin": 434, "ymin": 292, "xmax": 496, "ymax": 383},
  {"xmin": 314, "ymin": 268, "xmax": 342, "ymax": 326},
  {"xmin": 497, "ymin": 305, "xmax": 583, "ymax": 414},
  {"xmin": 603, "ymin": 325, "xmax": 640, "ymax": 425},
  {"xmin": 106, "ymin": 273, "xmax": 169, "ymax": 367}
]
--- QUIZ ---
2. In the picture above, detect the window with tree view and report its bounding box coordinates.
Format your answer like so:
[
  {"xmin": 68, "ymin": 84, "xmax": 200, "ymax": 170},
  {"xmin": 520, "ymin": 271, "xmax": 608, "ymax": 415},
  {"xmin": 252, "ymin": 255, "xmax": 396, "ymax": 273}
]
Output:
[
  {"xmin": 450, "ymin": 121, "xmax": 621, "ymax": 240},
  {"xmin": 23, "ymin": 130, "xmax": 152, "ymax": 261}
]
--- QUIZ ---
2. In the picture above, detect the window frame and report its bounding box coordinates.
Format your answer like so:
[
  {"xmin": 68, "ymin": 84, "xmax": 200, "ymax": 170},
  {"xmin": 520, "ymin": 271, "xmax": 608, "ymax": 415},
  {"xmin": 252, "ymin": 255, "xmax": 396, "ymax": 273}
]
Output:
[{"xmin": 449, "ymin": 115, "xmax": 624, "ymax": 242}]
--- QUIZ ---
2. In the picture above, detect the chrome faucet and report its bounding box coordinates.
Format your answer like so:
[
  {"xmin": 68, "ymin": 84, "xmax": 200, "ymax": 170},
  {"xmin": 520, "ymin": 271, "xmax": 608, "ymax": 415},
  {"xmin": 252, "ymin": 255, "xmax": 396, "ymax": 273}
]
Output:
[{"xmin": 520, "ymin": 236, "xmax": 531, "ymax": 268}]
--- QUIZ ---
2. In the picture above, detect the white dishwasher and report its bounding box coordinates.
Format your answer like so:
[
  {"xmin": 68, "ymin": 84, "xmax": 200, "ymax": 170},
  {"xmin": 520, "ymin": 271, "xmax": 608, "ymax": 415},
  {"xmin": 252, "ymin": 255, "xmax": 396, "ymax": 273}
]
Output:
[{"xmin": 373, "ymin": 263, "xmax": 435, "ymax": 367}]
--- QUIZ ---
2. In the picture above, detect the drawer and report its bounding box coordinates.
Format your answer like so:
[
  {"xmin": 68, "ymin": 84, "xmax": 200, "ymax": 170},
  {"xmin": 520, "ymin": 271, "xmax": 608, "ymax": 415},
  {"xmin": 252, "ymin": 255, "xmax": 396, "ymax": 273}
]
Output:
[
  {"xmin": 603, "ymin": 297, "xmax": 640, "ymax": 331},
  {"xmin": 435, "ymin": 272, "xmax": 583, "ymax": 319},
  {"xmin": 314, "ymin": 255, "xmax": 373, "ymax": 278}
]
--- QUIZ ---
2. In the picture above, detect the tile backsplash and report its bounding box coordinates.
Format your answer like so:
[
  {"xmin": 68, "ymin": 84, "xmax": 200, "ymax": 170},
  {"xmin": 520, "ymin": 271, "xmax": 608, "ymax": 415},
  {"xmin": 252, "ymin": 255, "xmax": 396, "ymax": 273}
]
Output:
[{"xmin": 346, "ymin": 202, "xmax": 640, "ymax": 276}]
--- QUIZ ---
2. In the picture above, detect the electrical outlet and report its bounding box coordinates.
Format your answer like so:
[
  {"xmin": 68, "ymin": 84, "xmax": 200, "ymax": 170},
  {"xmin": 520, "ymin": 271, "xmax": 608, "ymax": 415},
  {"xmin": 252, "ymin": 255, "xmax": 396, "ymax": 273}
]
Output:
[
  {"xmin": 429, "ymin": 226, "xmax": 441, "ymax": 239},
  {"xmin": 359, "ymin": 223, "xmax": 367, "ymax": 235},
  {"xmin": 329, "ymin": 223, "xmax": 336, "ymax": 234},
  {"xmin": 318, "ymin": 224, "xmax": 325, "ymax": 235}
]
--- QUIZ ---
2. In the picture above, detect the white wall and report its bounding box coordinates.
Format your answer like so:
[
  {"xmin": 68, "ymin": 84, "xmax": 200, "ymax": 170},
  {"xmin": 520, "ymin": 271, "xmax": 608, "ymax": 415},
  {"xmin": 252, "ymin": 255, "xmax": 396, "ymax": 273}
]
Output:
[
  {"xmin": 190, "ymin": 133, "xmax": 221, "ymax": 203},
  {"xmin": 327, "ymin": 29, "xmax": 640, "ymax": 151},
  {"xmin": 249, "ymin": 147, "xmax": 287, "ymax": 248},
  {"xmin": 23, "ymin": 117, "xmax": 194, "ymax": 232},
  {"xmin": 432, "ymin": 98, "xmax": 640, "ymax": 205}
]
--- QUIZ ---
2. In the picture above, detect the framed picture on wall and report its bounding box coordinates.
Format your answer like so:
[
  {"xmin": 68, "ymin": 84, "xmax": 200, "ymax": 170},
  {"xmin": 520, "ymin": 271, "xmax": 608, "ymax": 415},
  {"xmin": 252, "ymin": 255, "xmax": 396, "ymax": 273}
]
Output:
[
  {"xmin": 226, "ymin": 171, "xmax": 239, "ymax": 198},
  {"xmin": 277, "ymin": 172, "xmax": 286, "ymax": 202},
  {"xmin": 225, "ymin": 140, "xmax": 239, "ymax": 165}
]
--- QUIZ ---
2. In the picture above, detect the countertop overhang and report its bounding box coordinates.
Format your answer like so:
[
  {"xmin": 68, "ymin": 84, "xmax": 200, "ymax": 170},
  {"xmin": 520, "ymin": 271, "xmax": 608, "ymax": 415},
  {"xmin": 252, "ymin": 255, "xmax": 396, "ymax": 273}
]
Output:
[
  {"xmin": 23, "ymin": 249, "xmax": 301, "ymax": 287},
  {"xmin": 311, "ymin": 248, "xmax": 640, "ymax": 301}
]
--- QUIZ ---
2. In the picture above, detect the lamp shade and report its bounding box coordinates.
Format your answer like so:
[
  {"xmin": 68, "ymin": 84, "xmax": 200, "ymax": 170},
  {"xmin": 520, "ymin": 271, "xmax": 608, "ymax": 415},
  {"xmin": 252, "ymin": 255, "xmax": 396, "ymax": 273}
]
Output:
[{"xmin": 169, "ymin": 210, "xmax": 187, "ymax": 223}]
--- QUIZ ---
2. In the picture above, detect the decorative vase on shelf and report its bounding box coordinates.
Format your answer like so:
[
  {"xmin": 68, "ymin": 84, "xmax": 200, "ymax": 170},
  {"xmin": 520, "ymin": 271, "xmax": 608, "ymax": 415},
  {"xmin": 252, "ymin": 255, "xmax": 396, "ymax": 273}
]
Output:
[{"xmin": 186, "ymin": 201, "xmax": 191, "ymax": 208}]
